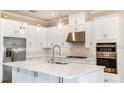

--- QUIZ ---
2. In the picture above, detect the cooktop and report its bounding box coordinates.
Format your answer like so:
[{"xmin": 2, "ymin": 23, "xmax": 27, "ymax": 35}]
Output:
[{"xmin": 66, "ymin": 56, "xmax": 87, "ymax": 59}]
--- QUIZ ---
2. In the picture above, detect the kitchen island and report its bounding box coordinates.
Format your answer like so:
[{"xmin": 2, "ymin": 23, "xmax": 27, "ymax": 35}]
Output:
[{"xmin": 3, "ymin": 61, "xmax": 104, "ymax": 83}]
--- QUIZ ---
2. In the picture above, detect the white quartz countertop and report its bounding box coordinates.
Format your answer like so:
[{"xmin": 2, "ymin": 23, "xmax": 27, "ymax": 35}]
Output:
[{"xmin": 3, "ymin": 61, "xmax": 104, "ymax": 78}]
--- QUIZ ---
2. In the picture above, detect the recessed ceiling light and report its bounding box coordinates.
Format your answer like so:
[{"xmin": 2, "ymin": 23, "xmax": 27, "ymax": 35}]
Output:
[{"xmin": 51, "ymin": 12, "xmax": 55, "ymax": 16}]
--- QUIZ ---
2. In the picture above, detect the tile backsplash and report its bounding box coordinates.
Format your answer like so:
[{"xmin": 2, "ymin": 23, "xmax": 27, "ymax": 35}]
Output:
[{"xmin": 27, "ymin": 43, "xmax": 96, "ymax": 58}]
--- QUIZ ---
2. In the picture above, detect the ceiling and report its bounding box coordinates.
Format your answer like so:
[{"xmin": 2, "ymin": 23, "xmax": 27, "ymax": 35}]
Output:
[{"xmin": 5, "ymin": 10, "xmax": 83, "ymax": 21}]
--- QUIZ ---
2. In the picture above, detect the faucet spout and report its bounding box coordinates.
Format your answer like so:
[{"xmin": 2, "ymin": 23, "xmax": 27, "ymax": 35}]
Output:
[{"xmin": 52, "ymin": 44, "xmax": 61, "ymax": 63}]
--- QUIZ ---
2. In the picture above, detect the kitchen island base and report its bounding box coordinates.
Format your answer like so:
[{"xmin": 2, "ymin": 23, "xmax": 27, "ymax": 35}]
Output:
[{"xmin": 12, "ymin": 67, "xmax": 104, "ymax": 83}]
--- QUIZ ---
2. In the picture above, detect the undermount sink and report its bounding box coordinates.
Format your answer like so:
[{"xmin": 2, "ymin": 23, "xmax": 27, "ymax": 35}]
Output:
[{"xmin": 49, "ymin": 61, "xmax": 68, "ymax": 65}]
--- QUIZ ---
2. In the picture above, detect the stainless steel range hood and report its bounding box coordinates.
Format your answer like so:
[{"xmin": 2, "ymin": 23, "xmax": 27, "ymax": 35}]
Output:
[{"xmin": 66, "ymin": 32, "xmax": 85, "ymax": 42}]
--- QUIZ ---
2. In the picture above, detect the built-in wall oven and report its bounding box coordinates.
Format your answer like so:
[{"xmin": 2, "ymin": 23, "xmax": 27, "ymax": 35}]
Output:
[{"xmin": 96, "ymin": 43, "xmax": 117, "ymax": 74}]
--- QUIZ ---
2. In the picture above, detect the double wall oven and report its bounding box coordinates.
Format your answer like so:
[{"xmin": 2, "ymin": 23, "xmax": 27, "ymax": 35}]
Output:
[{"xmin": 96, "ymin": 43, "xmax": 117, "ymax": 74}]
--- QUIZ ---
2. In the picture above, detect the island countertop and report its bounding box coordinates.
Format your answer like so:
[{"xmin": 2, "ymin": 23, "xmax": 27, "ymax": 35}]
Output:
[{"xmin": 3, "ymin": 61, "xmax": 104, "ymax": 79}]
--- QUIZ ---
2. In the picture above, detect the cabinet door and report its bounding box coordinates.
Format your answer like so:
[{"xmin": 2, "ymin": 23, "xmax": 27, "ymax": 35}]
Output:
[
  {"xmin": 38, "ymin": 73, "xmax": 49, "ymax": 83},
  {"xmin": 69, "ymin": 25, "xmax": 85, "ymax": 32},
  {"xmin": 95, "ymin": 16, "xmax": 119, "ymax": 41},
  {"xmin": 57, "ymin": 25, "xmax": 71, "ymax": 48},
  {"xmin": 2, "ymin": 19, "xmax": 27, "ymax": 37},
  {"xmin": 0, "ymin": 19, "xmax": 6, "ymax": 35},
  {"xmin": 17, "ymin": 22, "xmax": 28, "ymax": 38},
  {"xmin": 105, "ymin": 17, "xmax": 118, "ymax": 40},
  {"xmin": 4, "ymin": 19, "xmax": 20, "ymax": 36},
  {"xmin": 49, "ymin": 75, "xmax": 59, "ymax": 83},
  {"xmin": 85, "ymin": 21, "xmax": 95, "ymax": 48},
  {"xmin": 95, "ymin": 20, "xmax": 105, "ymax": 41},
  {"xmin": 69, "ymin": 12, "xmax": 85, "ymax": 25},
  {"xmin": 60, "ymin": 25, "xmax": 70, "ymax": 48},
  {"xmin": 27, "ymin": 25, "xmax": 37, "ymax": 48},
  {"xmin": 47, "ymin": 27, "xmax": 58, "ymax": 47},
  {"xmin": 28, "ymin": 71, "xmax": 39, "ymax": 83},
  {"xmin": 47, "ymin": 27, "xmax": 54, "ymax": 47},
  {"xmin": 35, "ymin": 27, "xmax": 47, "ymax": 48},
  {"xmin": 12, "ymin": 68, "xmax": 29, "ymax": 83}
]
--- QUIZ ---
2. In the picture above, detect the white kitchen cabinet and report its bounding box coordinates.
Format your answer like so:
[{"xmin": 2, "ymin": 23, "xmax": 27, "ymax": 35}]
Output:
[
  {"xmin": 104, "ymin": 17, "xmax": 118, "ymax": 40},
  {"xmin": 59, "ymin": 25, "xmax": 71, "ymax": 48},
  {"xmin": 1, "ymin": 18, "xmax": 27, "ymax": 38},
  {"xmin": 47, "ymin": 26, "xmax": 64, "ymax": 47},
  {"xmin": 69, "ymin": 12, "xmax": 85, "ymax": 33},
  {"xmin": 49, "ymin": 75, "xmax": 59, "ymax": 83},
  {"xmin": 27, "ymin": 25, "xmax": 47, "ymax": 48},
  {"xmin": 28, "ymin": 71, "xmax": 40, "ymax": 83},
  {"xmin": 47, "ymin": 27, "xmax": 56, "ymax": 48},
  {"xmin": 38, "ymin": 73, "xmax": 49, "ymax": 83},
  {"xmin": 27, "ymin": 25, "xmax": 70, "ymax": 49},
  {"xmin": 95, "ymin": 16, "xmax": 119, "ymax": 42},
  {"xmin": 95, "ymin": 19, "xmax": 105, "ymax": 40},
  {"xmin": 27, "ymin": 25, "xmax": 37, "ymax": 48},
  {"xmin": 69, "ymin": 12, "xmax": 85, "ymax": 26},
  {"xmin": 85, "ymin": 21, "xmax": 95, "ymax": 48},
  {"xmin": 69, "ymin": 25, "xmax": 85, "ymax": 32},
  {"xmin": 12, "ymin": 68, "xmax": 29, "ymax": 83},
  {"xmin": 35, "ymin": 27, "xmax": 47, "ymax": 48}
]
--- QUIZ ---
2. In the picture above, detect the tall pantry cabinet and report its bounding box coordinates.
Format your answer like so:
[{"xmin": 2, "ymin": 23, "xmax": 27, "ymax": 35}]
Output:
[{"xmin": 95, "ymin": 14, "xmax": 124, "ymax": 82}]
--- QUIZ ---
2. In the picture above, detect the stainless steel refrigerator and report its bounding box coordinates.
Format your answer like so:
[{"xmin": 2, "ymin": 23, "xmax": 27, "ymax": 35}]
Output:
[{"xmin": 3, "ymin": 37, "xmax": 26, "ymax": 82}]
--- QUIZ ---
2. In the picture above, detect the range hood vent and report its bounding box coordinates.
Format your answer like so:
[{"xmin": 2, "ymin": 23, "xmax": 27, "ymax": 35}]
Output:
[{"xmin": 66, "ymin": 32, "xmax": 85, "ymax": 43}]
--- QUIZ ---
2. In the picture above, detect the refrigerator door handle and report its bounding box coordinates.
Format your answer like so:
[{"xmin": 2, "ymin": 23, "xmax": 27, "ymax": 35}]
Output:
[{"xmin": 11, "ymin": 49, "xmax": 14, "ymax": 62}]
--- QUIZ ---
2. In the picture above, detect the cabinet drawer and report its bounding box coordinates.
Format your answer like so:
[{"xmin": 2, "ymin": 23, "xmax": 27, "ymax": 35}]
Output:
[{"xmin": 69, "ymin": 25, "xmax": 85, "ymax": 32}]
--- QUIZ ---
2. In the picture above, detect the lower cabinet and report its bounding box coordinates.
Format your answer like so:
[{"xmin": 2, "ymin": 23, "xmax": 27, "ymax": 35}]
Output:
[
  {"xmin": 12, "ymin": 68, "xmax": 29, "ymax": 83},
  {"xmin": 38, "ymin": 73, "xmax": 49, "ymax": 83},
  {"xmin": 12, "ymin": 68, "xmax": 57, "ymax": 83},
  {"xmin": 104, "ymin": 73, "xmax": 119, "ymax": 83},
  {"xmin": 49, "ymin": 75, "xmax": 59, "ymax": 83},
  {"xmin": 28, "ymin": 71, "xmax": 39, "ymax": 83},
  {"xmin": 12, "ymin": 67, "xmax": 104, "ymax": 83}
]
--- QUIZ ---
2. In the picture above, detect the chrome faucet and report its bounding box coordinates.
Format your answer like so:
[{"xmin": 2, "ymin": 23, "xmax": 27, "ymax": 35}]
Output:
[{"xmin": 51, "ymin": 44, "xmax": 61, "ymax": 63}]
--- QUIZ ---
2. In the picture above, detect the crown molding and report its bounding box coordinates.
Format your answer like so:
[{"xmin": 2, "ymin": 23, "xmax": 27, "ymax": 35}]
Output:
[{"xmin": 1, "ymin": 11, "xmax": 49, "ymax": 24}]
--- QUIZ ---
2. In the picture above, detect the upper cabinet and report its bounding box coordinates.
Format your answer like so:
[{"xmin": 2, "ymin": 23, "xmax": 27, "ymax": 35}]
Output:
[
  {"xmin": 27, "ymin": 25, "xmax": 70, "ymax": 49},
  {"xmin": 69, "ymin": 12, "xmax": 85, "ymax": 26},
  {"xmin": 47, "ymin": 27, "xmax": 58, "ymax": 47},
  {"xmin": 85, "ymin": 21, "xmax": 95, "ymax": 48},
  {"xmin": 47, "ymin": 26, "xmax": 70, "ymax": 48},
  {"xmin": 69, "ymin": 25, "xmax": 85, "ymax": 32},
  {"xmin": 27, "ymin": 25, "xmax": 47, "ymax": 48},
  {"xmin": 36, "ymin": 27, "xmax": 47, "ymax": 48},
  {"xmin": 1, "ymin": 18, "xmax": 27, "ymax": 38},
  {"xmin": 69, "ymin": 12, "xmax": 85, "ymax": 32},
  {"xmin": 95, "ymin": 16, "xmax": 119, "ymax": 42}
]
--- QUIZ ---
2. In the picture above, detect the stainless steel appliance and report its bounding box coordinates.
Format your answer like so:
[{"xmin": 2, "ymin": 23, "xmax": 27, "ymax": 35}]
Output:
[
  {"xmin": 3, "ymin": 37, "xmax": 26, "ymax": 81},
  {"xmin": 66, "ymin": 32, "xmax": 85, "ymax": 42},
  {"xmin": 96, "ymin": 43, "xmax": 117, "ymax": 74}
]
